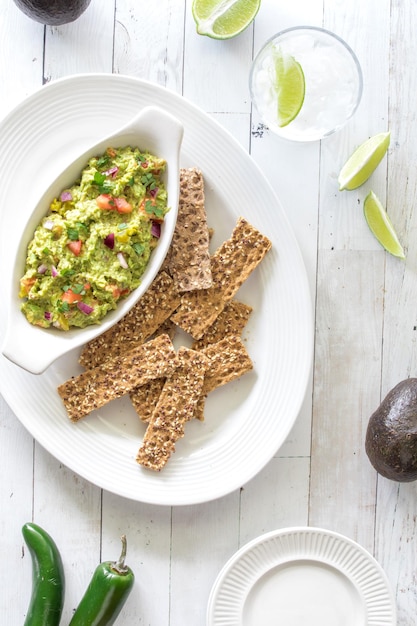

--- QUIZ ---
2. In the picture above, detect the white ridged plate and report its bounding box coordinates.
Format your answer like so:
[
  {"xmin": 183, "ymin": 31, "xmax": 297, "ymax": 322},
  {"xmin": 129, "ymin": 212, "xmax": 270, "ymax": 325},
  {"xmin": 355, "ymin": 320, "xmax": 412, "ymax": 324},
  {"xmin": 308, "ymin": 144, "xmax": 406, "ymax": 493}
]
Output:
[
  {"xmin": 207, "ymin": 527, "xmax": 397, "ymax": 625},
  {"xmin": 0, "ymin": 74, "xmax": 313, "ymax": 505}
]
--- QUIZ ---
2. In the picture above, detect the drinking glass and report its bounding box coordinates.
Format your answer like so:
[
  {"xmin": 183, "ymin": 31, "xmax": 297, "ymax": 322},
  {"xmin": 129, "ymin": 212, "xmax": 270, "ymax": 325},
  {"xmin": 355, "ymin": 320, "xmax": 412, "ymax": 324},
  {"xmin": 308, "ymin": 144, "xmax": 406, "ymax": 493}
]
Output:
[{"xmin": 249, "ymin": 26, "xmax": 363, "ymax": 142}]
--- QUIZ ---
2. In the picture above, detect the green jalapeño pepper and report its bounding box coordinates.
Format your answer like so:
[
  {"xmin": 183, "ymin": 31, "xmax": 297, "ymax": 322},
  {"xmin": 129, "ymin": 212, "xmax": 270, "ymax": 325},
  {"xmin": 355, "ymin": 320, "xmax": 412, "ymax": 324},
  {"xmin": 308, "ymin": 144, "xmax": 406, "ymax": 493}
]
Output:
[
  {"xmin": 69, "ymin": 535, "xmax": 135, "ymax": 626},
  {"xmin": 22, "ymin": 522, "xmax": 65, "ymax": 626}
]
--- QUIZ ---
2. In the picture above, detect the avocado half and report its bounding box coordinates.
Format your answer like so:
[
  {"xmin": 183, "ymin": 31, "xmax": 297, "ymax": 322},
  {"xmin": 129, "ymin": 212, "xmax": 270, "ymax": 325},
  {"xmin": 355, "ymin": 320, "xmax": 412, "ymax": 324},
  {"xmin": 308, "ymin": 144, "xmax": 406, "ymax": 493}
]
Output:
[
  {"xmin": 365, "ymin": 378, "xmax": 417, "ymax": 482},
  {"xmin": 13, "ymin": 0, "xmax": 91, "ymax": 25}
]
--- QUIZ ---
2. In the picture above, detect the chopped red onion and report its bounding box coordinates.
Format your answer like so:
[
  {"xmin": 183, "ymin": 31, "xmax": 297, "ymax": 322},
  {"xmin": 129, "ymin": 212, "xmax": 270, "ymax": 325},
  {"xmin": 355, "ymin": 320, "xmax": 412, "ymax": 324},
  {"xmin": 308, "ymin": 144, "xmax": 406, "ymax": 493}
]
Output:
[
  {"xmin": 151, "ymin": 221, "xmax": 161, "ymax": 238},
  {"xmin": 77, "ymin": 301, "xmax": 94, "ymax": 315},
  {"xmin": 44, "ymin": 311, "xmax": 52, "ymax": 321},
  {"xmin": 104, "ymin": 233, "xmax": 115, "ymax": 249},
  {"xmin": 103, "ymin": 166, "xmax": 119, "ymax": 178},
  {"xmin": 60, "ymin": 191, "xmax": 72, "ymax": 202},
  {"xmin": 51, "ymin": 265, "xmax": 58, "ymax": 277},
  {"xmin": 149, "ymin": 187, "xmax": 159, "ymax": 198},
  {"xmin": 117, "ymin": 252, "xmax": 128, "ymax": 269},
  {"xmin": 37, "ymin": 264, "xmax": 48, "ymax": 274},
  {"xmin": 44, "ymin": 219, "xmax": 54, "ymax": 230}
]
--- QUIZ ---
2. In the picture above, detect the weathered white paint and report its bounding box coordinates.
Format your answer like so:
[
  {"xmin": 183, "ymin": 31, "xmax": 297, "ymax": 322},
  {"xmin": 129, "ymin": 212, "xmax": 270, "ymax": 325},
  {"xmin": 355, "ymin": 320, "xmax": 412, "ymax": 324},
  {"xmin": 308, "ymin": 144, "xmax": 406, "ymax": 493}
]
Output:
[{"xmin": 2, "ymin": 0, "xmax": 415, "ymax": 623}]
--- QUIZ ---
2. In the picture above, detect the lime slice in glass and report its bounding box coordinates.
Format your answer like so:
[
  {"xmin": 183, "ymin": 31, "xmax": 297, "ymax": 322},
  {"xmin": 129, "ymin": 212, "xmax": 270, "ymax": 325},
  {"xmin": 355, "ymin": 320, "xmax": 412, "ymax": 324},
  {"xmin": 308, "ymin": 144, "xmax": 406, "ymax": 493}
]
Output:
[
  {"xmin": 192, "ymin": 0, "xmax": 261, "ymax": 39},
  {"xmin": 338, "ymin": 132, "xmax": 390, "ymax": 191},
  {"xmin": 272, "ymin": 46, "xmax": 305, "ymax": 128},
  {"xmin": 363, "ymin": 190, "xmax": 405, "ymax": 259}
]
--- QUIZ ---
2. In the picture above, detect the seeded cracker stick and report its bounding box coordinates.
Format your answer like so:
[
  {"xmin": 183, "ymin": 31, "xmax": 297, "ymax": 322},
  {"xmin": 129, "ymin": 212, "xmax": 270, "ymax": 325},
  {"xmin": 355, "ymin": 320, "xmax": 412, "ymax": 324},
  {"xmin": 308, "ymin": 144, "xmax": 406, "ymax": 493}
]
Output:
[
  {"xmin": 150, "ymin": 317, "xmax": 177, "ymax": 341},
  {"xmin": 200, "ymin": 334, "xmax": 253, "ymax": 393},
  {"xmin": 136, "ymin": 347, "xmax": 209, "ymax": 471},
  {"xmin": 130, "ymin": 301, "xmax": 252, "ymax": 421},
  {"xmin": 194, "ymin": 334, "xmax": 254, "ymax": 420},
  {"xmin": 191, "ymin": 300, "xmax": 253, "ymax": 350},
  {"xmin": 130, "ymin": 378, "xmax": 166, "ymax": 423},
  {"xmin": 171, "ymin": 217, "xmax": 272, "ymax": 339},
  {"xmin": 131, "ymin": 301, "xmax": 252, "ymax": 421},
  {"xmin": 166, "ymin": 168, "xmax": 212, "ymax": 291},
  {"xmin": 79, "ymin": 272, "xmax": 180, "ymax": 369},
  {"xmin": 58, "ymin": 334, "xmax": 178, "ymax": 422},
  {"xmin": 131, "ymin": 334, "xmax": 253, "ymax": 423}
]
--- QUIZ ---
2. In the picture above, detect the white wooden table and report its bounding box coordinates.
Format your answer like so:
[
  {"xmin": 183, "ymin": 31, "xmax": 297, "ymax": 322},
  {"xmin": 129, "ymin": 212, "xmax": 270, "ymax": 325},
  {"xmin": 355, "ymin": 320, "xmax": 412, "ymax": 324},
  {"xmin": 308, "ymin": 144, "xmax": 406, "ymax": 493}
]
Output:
[{"xmin": 1, "ymin": 0, "xmax": 416, "ymax": 624}]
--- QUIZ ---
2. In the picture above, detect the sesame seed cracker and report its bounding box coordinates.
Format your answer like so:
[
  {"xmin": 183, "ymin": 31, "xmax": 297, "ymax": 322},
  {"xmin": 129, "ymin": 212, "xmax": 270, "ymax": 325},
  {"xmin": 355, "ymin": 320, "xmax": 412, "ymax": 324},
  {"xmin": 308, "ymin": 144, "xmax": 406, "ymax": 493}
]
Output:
[
  {"xmin": 166, "ymin": 168, "xmax": 213, "ymax": 292},
  {"xmin": 78, "ymin": 271, "xmax": 180, "ymax": 369},
  {"xmin": 136, "ymin": 347, "xmax": 209, "ymax": 471},
  {"xmin": 131, "ymin": 333, "xmax": 253, "ymax": 424},
  {"xmin": 58, "ymin": 334, "xmax": 178, "ymax": 422},
  {"xmin": 170, "ymin": 217, "xmax": 271, "ymax": 339},
  {"xmin": 193, "ymin": 334, "xmax": 254, "ymax": 420},
  {"xmin": 191, "ymin": 300, "xmax": 253, "ymax": 350}
]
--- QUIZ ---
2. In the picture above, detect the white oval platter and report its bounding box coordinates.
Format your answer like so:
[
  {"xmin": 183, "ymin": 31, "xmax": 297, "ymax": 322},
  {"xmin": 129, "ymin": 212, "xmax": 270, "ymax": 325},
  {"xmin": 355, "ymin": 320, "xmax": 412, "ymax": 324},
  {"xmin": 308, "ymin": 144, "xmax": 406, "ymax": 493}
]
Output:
[{"xmin": 0, "ymin": 74, "xmax": 313, "ymax": 505}]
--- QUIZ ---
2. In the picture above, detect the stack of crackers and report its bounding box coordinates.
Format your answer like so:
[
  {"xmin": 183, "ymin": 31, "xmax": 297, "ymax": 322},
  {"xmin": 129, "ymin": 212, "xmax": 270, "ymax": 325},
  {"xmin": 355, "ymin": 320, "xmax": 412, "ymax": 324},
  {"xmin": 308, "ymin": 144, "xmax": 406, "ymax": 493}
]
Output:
[{"xmin": 58, "ymin": 168, "xmax": 272, "ymax": 471}]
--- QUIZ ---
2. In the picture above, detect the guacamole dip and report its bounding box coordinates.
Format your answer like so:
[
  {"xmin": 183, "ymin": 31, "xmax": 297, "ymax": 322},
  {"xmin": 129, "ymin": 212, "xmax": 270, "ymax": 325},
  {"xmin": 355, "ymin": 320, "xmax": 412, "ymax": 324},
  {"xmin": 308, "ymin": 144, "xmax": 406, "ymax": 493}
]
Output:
[{"xmin": 19, "ymin": 146, "xmax": 168, "ymax": 330}]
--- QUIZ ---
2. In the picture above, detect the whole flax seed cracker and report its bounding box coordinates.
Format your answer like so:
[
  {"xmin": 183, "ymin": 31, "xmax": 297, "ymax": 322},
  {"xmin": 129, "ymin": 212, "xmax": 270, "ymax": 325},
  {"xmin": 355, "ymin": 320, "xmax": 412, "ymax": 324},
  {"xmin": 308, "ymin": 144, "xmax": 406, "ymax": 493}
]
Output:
[
  {"xmin": 170, "ymin": 217, "xmax": 271, "ymax": 339},
  {"xmin": 200, "ymin": 334, "xmax": 253, "ymax": 394},
  {"xmin": 78, "ymin": 272, "xmax": 180, "ymax": 369},
  {"xmin": 131, "ymin": 301, "xmax": 252, "ymax": 422},
  {"xmin": 149, "ymin": 317, "xmax": 177, "ymax": 342},
  {"xmin": 132, "ymin": 334, "xmax": 253, "ymax": 423},
  {"xmin": 193, "ymin": 334, "xmax": 254, "ymax": 421},
  {"xmin": 130, "ymin": 378, "xmax": 166, "ymax": 423},
  {"xmin": 191, "ymin": 300, "xmax": 253, "ymax": 350},
  {"xmin": 58, "ymin": 334, "xmax": 178, "ymax": 422},
  {"xmin": 136, "ymin": 347, "xmax": 209, "ymax": 471},
  {"xmin": 166, "ymin": 168, "xmax": 212, "ymax": 292}
]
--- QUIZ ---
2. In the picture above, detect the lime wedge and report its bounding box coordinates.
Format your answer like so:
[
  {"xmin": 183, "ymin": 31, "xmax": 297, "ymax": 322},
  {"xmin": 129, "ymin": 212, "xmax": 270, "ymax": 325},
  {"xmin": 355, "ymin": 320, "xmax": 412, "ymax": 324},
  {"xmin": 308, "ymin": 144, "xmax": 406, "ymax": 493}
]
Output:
[
  {"xmin": 338, "ymin": 132, "xmax": 390, "ymax": 191},
  {"xmin": 272, "ymin": 46, "xmax": 305, "ymax": 128},
  {"xmin": 363, "ymin": 190, "xmax": 405, "ymax": 259},
  {"xmin": 192, "ymin": 0, "xmax": 261, "ymax": 40}
]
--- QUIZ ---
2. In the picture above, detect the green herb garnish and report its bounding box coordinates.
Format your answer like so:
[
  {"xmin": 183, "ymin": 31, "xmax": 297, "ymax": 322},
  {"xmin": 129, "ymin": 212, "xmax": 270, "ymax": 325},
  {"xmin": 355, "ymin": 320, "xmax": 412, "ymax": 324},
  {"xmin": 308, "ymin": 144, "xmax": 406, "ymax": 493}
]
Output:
[
  {"xmin": 60, "ymin": 269, "xmax": 76, "ymax": 278},
  {"xmin": 67, "ymin": 227, "xmax": 80, "ymax": 241},
  {"xmin": 66, "ymin": 222, "xmax": 87, "ymax": 241},
  {"xmin": 75, "ymin": 221, "xmax": 88, "ymax": 234},
  {"xmin": 132, "ymin": 242, "xmax": 145, "ymax": 255},
  {"xmin": 71, "ymin": 284, "xmax": 85, "ymax": 295},
  {"xmin": 97, "ymin": 155, "xmax": 110, "ymax": 168},
  {"xmin": 143, "ymin": 200, "xmax": 164, "ymax": 220},
  {"xmin": 93, "ymin": 171, "xmax": 113, "ymax": 194},
  {"xmin": 141, "ymin": 173, "xmax": 156, "ymax": 188},
  {"xmin": 153, "ymin": 207, "xmax": 164, "ymax": 219}
]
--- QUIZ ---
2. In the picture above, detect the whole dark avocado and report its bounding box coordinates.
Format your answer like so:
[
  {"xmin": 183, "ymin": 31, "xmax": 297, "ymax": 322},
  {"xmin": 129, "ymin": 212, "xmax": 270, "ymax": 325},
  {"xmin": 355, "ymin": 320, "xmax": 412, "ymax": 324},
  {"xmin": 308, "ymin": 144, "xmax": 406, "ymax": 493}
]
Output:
[
  {"xmin": 365, "ymin": 378, "xmax": 417, "ymax": 482},
  {"xmin": 13, "ymin": 0, "xmax": 91, "ymax": 25}
]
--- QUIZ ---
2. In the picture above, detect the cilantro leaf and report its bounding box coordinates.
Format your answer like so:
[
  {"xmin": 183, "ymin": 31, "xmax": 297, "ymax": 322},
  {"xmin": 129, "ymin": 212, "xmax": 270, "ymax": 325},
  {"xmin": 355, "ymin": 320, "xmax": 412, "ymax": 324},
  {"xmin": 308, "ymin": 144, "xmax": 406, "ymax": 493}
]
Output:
[
  {"xmin": 153, "ymin": 207, "xmax": 164, "ymax": 219},
  {"xmin": 97, "ymin": 155, "xmax": 110, "ymax": 168},
  {"xmin": 60, "ymin": 269, "xmax": 75, "ymax": 278},
  {"xmin": 94, "ymin": 171, "xmax": 106, "ymax": 185},
  {"xmin": 93, "ymin": 171, "xmax": 113, "ymax": 194},
  {"xmin": 67, "ymin": 227, "xmax": 80, "ymax": 241},
  {"xmin": 132, "ymin": 242, "xmax": 145, "ymax": 255}
]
